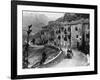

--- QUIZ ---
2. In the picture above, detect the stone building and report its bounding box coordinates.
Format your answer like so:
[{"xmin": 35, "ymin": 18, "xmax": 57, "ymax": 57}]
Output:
[
  {"xmin": 52, "ymin": 18, "xmax": 89, "ymax": 50},
  {"xmin": 31, "ymin": 17, "xmax": 89, "ymax": 54}
]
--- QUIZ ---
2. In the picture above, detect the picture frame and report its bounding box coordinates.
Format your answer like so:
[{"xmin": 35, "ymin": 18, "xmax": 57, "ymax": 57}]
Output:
[{"xmin": 11, "ymin": 0, "xmax": 98, "ymax": 79}]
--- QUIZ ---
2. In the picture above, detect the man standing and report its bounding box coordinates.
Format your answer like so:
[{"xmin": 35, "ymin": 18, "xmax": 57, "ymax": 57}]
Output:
[{"xmin": 40, "ymin": 52, "xmax": 47, "ymax": 65}]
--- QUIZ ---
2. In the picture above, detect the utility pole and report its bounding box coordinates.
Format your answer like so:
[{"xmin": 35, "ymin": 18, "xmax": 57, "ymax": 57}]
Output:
[
  {"xmin": 25, "ymin": 24, "xmax": 32, "ymax": 68},
  {"xmin": 69, "ymin": 24, "xmax": 71, "ymax": 50}
]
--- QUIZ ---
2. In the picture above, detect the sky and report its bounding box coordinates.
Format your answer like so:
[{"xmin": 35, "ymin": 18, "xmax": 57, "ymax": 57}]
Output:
[
  {"xmin": 23, "ymin": 11, "xmax": 65, "ymax": 21},
  {"xmin": 22, "ymin": 11, "xmax": 65, "ymax": 33}
]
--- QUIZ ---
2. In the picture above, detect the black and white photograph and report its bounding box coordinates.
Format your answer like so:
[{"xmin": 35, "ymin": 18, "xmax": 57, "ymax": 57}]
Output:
[
  {"xmin": 22, "ymin": 11, "xmax": 90, "ymax": 69},
  {"xmin": 11, "ymin": 1, "xmax": 97, "ymax": 79}
]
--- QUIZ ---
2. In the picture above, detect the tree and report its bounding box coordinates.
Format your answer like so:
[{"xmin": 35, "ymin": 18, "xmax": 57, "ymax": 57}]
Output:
[{"xmin": 23, "ymin": 24, "xmax": 32, "ymax": 68}]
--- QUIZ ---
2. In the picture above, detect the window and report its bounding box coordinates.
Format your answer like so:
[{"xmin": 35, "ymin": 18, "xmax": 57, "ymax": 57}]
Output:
[
  {"xmin": 68, "ymin": 27, "xmax": 71, "ymax": 32},
  {"xmin": 61, "ymin": 27, "xmax": 64, "ymax": 31},
  {"xmin": 58, "ymin": 29, "xmax": 61, "ymax": 33},
  {"xmin": 75, "ymin": 27, "xmax": 78, "ymax": 31},
  {"xmin": 86, "ymin": 33, "xmax": 89, "ymax": 38},
  {"xmin": 56, "ymin": 30, "xmax": 58, "ymax": 34},
  {"xmin": 76, "ymin": 35, "xmax": 78, "ymax": 38},
  {"xmin": 64, "ymin": 29, "xmax": 67, "ymax": 34},
  {"xmin": 58, "ymin": 35, "xmax": 61, "ymax": 40},
  {"xmin": 64, "ymin": 36, "xmax": 67, "ymax": 41},
  {"xmin": 68, "ymin": 35, "xmax": 71, "ymax": 40}
]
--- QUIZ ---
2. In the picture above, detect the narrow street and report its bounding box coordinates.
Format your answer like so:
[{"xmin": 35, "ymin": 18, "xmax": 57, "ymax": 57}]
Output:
[
  {"xmin": 53, "ymin": 49, "xmax": 89, "ymax": 67},
  {"xmin": 28, "ymin": 46, "xmax": 89, "ymax": 68}
]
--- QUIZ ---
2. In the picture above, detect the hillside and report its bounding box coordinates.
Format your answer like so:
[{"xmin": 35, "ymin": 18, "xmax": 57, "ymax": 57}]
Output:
[{"xmin": 22, "ymin": 13, "xmax": 49, "ymax": 34}]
